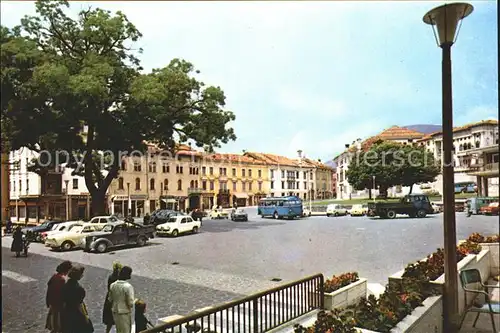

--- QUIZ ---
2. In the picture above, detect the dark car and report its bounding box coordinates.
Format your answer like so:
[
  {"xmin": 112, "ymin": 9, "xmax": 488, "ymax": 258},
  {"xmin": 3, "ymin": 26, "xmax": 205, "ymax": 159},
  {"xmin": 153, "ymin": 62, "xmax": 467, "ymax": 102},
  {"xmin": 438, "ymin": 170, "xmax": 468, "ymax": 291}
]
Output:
[
  {"xmin": 22, "ymin": 220, "xmax": 65, "ymax": 242},
  {"xmin": 231, "ymin": 209, "xmax": 248, "ymax": 222},
  {"xmin": 190, "ymin": 209, "xmax": 204, "ymax": 222},
  {"xmin": 83, "ymin": 221, "xmax": 156, "ymax": 253},
  {"xmin": 149, "ymin": 210, "xmax": 186, "ymax": 226},
  {"xmin": 367, "ymin": 194, "xmax": 433, "ymax": 219}
]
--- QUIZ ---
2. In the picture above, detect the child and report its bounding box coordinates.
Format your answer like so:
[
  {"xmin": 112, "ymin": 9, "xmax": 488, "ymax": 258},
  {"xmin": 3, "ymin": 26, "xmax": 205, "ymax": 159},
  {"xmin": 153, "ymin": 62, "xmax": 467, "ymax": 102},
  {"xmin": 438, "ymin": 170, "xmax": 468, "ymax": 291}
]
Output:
[{"xmin": 135, "ymin": 299, "xmax": 153, "ymax": 333}]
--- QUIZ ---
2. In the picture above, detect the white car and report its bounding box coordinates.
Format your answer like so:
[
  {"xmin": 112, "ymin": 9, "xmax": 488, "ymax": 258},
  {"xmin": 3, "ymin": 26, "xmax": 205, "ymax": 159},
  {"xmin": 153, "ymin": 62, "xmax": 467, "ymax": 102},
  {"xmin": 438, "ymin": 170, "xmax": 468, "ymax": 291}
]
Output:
[
  {"xmin": 209, "ymin": 208, "xmax": 229, "ymax": 219},
  {"xmin": 41, "ymin": 221, "xmax": 81, "ymax": 242},
  {"xmin": 87, "ymin": 215, "xmax": 121, "ymax": 230},
  {"xmin": 156, "ymin": 215, "xmax": 201, "ymax": 237},
  {"xmin": 431, "ymin": 202, "xmax": 442, "ymax": 214},
  {"xmin": 302, "ymin": 208, "xmax": 312, "ymax": 217},
  {"xmin": 326, "ymin": 204, "xmax": 348, "ymax": 217},
  {"xmin": 44, "ymin": 224, "xmax": 99, "ymax": 251}
]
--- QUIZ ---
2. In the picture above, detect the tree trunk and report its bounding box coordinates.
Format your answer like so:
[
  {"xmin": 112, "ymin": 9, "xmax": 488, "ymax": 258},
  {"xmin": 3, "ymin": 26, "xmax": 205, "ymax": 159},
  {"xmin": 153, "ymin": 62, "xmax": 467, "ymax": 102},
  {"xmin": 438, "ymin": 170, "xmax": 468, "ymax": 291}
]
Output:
[
  {"xmin": 409, "ymin": 183, "xmax": 414, "ymax": 194},
  {"xmin": 368, "ymin": 188, "xmax": 372, "ymax": 200},
  {"xmin": 379, "ymin": 185, "xmax": 389, "ymax": 198},
  {"xmin": 90, "ymin": 189, "xmax": 107, "ymax": 216}
]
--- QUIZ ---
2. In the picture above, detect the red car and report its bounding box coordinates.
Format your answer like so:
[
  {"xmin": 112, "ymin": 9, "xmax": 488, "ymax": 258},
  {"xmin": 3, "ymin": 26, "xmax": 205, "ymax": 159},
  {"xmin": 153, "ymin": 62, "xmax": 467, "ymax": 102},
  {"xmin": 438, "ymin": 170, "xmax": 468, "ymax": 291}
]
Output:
[{"xmin": 480, "ymin": 202, "xmax": 499, "ymax": 215}]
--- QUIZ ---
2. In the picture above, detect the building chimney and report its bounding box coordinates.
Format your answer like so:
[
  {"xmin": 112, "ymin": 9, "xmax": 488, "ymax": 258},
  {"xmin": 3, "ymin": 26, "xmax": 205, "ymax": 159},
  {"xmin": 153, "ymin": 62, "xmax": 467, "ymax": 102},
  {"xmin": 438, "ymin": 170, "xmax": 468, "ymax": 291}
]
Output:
[{"xmin": 297, "ymin": 150, "xmax": 303, "ymax": 158}]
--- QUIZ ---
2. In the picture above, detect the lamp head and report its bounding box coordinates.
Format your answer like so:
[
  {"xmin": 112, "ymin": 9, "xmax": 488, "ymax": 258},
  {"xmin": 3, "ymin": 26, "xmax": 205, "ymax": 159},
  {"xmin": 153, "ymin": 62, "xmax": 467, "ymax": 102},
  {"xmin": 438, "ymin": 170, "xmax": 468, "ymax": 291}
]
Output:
[{"xmin": 423, "ymin": 2, "xmax": 473, "ymax": 47}]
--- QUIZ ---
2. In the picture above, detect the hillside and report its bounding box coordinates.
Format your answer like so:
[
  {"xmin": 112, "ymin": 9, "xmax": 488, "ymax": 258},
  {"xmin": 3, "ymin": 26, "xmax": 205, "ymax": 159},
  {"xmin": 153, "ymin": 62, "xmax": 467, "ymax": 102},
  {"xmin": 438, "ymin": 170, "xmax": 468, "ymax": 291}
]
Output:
[{"xmin": 404, "ymin": 124, "xmax": 441, "ymax": 134}]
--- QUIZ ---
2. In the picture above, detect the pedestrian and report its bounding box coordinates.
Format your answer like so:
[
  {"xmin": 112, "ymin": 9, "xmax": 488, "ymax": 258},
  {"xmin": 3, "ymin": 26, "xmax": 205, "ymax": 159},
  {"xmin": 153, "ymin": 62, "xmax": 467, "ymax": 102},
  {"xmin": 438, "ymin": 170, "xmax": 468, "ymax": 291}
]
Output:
[
  {"xmin": 134, "ymin": 299, "xmax": 153, "ymax": 333},
  {"xmin": 46, "ymin": 261, "xmax": 73, "ymax": 333},
  {"xmin": 61, "ymin": 265, "xmax": 94, "ymax": 333},
  {"xmin": 108, "ymin": 266, "xmax": 135, "ymax": 333},
  {"xmin": 6, "ymin": 218, "xmax": 13, "ymax": 233},
  {"xmin": 102, "ymin": 262, "xmax": 123, "ymax": 333},
  {"xmin": 143, "ymin": 213, "xmax": 150, "ymax": 225},
  {"xmin": 10, "ymin": 226, "xmax": 24, "ymax": 257}
]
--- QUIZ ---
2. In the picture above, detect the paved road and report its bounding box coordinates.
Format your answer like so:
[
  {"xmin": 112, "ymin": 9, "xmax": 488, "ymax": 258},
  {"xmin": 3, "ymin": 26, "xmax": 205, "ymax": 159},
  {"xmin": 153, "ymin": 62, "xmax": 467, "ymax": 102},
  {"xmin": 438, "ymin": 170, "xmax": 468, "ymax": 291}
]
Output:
[{"xmin": 2, "ymin": 208, "xmax": 498, "ymax": 332}]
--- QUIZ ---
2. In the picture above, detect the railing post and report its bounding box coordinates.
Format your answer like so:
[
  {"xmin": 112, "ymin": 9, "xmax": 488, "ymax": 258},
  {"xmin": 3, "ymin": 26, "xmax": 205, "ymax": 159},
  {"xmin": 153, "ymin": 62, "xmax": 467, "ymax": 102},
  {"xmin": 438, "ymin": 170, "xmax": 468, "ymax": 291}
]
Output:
[
  {"xmin": 253, "ymin": 298, "xmax": 259, "ymax": 333},
  {"xmin": 319, "ymin": 275, "xmax": 325, "ymax": 309}
]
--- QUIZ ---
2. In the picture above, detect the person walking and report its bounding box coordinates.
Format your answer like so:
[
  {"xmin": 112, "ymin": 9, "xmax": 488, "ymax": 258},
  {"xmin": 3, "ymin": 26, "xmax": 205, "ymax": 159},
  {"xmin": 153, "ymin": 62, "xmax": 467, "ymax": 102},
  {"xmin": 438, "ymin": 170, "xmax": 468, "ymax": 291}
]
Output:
[
  {"xmin": 10, "ymin": 226, "xmax": 24, "ymax": 257},
  {"xmin": 108, "ymin": 266, "xmax": 135, "ymax": 333},
  {"xmin": 134, "ymin": 299, "xmax": 153, "ymax": 333},
  {"xmin": 46, "ymin": 261, "xmax": 73, "ymax": 333},
  {"xmin": 61, "ymin": 265, "xmax": 94, "ymax": 333},
  {"xmin": 102, "ymin": 262, "xmax": 123, "ymax": 333},
  {"xmin": 143, "ymin": 214, "xmax": 150, "ymax": 225}
]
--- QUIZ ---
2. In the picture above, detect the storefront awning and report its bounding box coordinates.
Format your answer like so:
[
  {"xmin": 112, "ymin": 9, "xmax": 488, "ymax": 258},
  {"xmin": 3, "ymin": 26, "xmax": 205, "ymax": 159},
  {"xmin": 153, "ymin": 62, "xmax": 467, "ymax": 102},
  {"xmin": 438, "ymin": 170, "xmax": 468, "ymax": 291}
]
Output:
[
  {"xmin": 161, "ymin": 198, "xmax": 177, "ymax": 203},
  {"xmin": 233, "ymin": 193, "xmax": 248, "ymax": 199}
]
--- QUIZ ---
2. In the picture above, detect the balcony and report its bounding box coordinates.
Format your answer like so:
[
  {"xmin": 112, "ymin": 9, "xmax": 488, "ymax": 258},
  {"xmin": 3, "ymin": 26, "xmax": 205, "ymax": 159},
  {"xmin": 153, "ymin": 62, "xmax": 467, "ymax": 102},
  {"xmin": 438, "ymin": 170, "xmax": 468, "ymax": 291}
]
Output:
[
  {"xmin": 466, "ymin": 162, "xmax": 499, "ymax": 177},
  {"xmin": 218, "ymin": 189, "xmax": 230, "ymax": 195},
  {"xmin": 187, "ymin": 187, "xmax": 207, "ymax": 195}
]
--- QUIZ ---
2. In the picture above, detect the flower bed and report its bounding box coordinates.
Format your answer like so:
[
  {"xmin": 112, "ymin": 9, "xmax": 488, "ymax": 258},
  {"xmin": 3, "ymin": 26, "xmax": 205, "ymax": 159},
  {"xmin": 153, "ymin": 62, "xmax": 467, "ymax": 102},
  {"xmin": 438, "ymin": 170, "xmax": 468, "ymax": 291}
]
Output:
[
  {"xmin": 467, "ymin": 232, "xmax": 500, "ymax": 276},
  {"xmin": 309, "ymin": 272, "xmax": 367, "ymax": 311}
]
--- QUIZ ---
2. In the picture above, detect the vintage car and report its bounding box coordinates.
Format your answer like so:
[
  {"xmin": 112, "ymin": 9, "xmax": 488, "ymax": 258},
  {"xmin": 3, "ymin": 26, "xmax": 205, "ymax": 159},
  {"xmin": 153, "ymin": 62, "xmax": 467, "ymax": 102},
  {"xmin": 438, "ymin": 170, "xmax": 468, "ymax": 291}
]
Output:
[
  {"xmin": 209, "ymin": 207, "xmax": 229, "ymax": 219},
  {"xmin": 149, "ymin": 210, "xmax": 186, "ymax": 226},
  {"xmin": 231, "ymin": 209, "xmax": 248, "ymax": 222},
  {"xmin": 22, "ymin": 220, "xmax": 65, "ymax": 242},
  {"xmin": 326, "ymin": 204, "xmax": 348, "ymax": 217},
  {"xmin": 480, "ymin": 202, "xmax": 499, "ymax": 216},
  {"xmin": 82, "ymin": 222, "xmax": 156, "ymax": 253},
  {"xmin": 156, "ymin": 215, "xmax": 201, "ymax": 237},
  {"xmin": 349, "ymin": 204, "xmax": 368, "ymax": 216},
  {"xmin": 45, "ymin": 224, "xmax": 99, "ymax": 251},
  {"xmin": 41, "ymin": 221, "xmax": 81, "ymax": 242},
  {"xmin": 431, "ymin": 202, "xmax": 443, "ymax": 214},
  {"xmin": 87, "ymin": 215, "xmax": 121, "ymax": 230}
]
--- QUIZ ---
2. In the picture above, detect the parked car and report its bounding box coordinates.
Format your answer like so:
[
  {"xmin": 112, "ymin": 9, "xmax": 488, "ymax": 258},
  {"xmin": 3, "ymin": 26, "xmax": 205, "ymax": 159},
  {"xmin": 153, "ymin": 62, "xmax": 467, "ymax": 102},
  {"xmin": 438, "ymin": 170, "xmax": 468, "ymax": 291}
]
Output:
[
  {"xmin": 302, "ymin": 207, "xmax": 312, "ymax": 217},
  {"xmin": 41, "ymin": 221, "xmax": 81, "ymax": 242},
  {"xmin": 82, "ymin": 221, "xmax": 156, "ymax": 253},
  {"xmin": 231, "ymin": 209, "xmax": 248, "ymax": 221},
  {"xmin": 149, "ymin": 210, "xmax": 185, "ymax": 226},
  {"xmin": 45, "ymin": 224, "xmax": 100, "ymax": 251},
  {"xmin": 87, "ymin": 215, "xmax": 121, "ymax": 230},
  {"xmin": 431, "ymin": 202, "xmax": 442, "ymax": 214},
  {"xmin": 326, "ymin": 204, "xmax": 348, "ymax": 217},
  {"xmin": 22, "ymin": 220, "xmax": 65, "ymax": 242},
  {"xmin": 349, "ymin": 204, "xmax": 368, "ymax": 216},
  {"xmin": 210, "ymin": 208, "xmax": 229, "ymax": 219},
  {"xmin": 156, "ymin": 215, "xmax": 201, "ymax": 237},
  {"xmin": 480, "ymin": 202, "xmax": 499, "ymax": 216},
  {"xmin": 367, "ymin": 194, "xmax": 433, "ymax": 219}
]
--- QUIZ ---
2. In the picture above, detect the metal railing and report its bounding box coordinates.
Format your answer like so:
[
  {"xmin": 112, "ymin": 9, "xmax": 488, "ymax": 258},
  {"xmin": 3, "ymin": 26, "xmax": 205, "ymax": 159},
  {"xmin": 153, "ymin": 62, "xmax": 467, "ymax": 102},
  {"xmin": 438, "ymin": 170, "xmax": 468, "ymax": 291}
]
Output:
[{"xmin": 140, "ymin": 274, "xmax": 324, "ymax": 333}]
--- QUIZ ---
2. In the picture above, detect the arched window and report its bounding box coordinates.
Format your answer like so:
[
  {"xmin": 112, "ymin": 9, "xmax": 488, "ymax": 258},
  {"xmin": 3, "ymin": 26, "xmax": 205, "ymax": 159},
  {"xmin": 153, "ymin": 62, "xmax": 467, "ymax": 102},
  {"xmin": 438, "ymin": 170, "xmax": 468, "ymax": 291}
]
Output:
[
  {"xmin": 459, "ymin": 144, "xmax": 463, "ymax": 151},
  {"xmin": 121, "ymin": 160, "xmax": 127, "ymax": 171},
  {"xmin": 118, "ymin": 177, "xmax": 124, "ymax": 190},
  {"xmin": 135, "ymin": 177, "xmax": 141, "ymax": 190},
  {"xmin": 164, "ymin": 179, "xmax": 169, "ymax": 190},
  {"xmin": 150, "ymin": 178, "xmax": 155, "ymax": 191},
  {"xmin": 177, "ymin": 179, "xmax": 182, "ymax": 191},
  {"xmin": 195, "ymin": 180, "xmax": 199, "ymax": 188},
  {"xmin": 190, "ymin": 180, "xmax": 195, "ymax": 188}
]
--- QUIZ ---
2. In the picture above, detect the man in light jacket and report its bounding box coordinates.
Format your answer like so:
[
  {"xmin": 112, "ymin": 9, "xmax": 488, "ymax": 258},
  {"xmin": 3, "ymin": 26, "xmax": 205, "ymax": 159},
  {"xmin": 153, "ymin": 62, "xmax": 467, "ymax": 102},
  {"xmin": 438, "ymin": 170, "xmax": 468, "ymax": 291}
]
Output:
[{"xmin": 108, "ymin": 266, "xmax": 135, "ymax": 333}]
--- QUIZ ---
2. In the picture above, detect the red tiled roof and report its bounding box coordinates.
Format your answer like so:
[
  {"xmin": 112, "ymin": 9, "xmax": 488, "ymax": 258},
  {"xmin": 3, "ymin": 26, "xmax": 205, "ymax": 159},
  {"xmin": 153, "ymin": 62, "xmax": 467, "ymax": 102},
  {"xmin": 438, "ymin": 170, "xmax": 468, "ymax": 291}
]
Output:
[
  {"xmin": 204, "ymin": 153, "xmax": 266, "ymax": 165},
  {"xmin": 377, "ymin": 126, "xmax": 425, "ymax": 140},
  {"xmin": 245, "ymin": 152, "xmax": 300, "ymax": 167},
  {"xmin": 417, "ymin": 119, "xmax": 499, "ymax": 142}
]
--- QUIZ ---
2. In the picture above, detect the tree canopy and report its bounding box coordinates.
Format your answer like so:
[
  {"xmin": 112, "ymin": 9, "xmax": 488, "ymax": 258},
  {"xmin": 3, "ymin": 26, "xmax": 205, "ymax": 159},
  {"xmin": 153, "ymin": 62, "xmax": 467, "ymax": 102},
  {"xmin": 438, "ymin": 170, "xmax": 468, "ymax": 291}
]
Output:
[
  {"xmin": 346, "ymin": 140, "xmax": 440, "ymax": 197},
  {"xmin": 1, "ymin": 0, "xmax": 236, "ymax": 214}
]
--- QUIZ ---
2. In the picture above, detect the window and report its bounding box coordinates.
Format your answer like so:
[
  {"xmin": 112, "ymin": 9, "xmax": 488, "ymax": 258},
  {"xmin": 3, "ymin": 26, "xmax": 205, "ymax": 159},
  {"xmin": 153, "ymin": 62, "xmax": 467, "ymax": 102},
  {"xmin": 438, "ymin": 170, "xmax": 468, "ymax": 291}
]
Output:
[
  {"xmin": 19, "ymin": 180, "xmax": 22, "ymax": 192},
  {"xmin": 232, "ymin": 168, "xmax": 236, "ymax": 176},
  {"xmin": 118, "ymin": 177, "xmax": 124, "ymax": 190},
  {"xmin": 121, "ymin": 160, "xmax": 127, "ymax": 171},
  {"xmin": 162, "ymin": 163, "xmax": 169, "ymax": 173},
  {"xmin": 242, "ymin": 182, "xmax": 246, "ymax": 191},
  {"xmin": 271, "ymin": 181, "xmax": 274, "ymax": 189},
  {"xmin": 202, "ymin": 180, "xmax": 207, "ymax": 190},
  {"xmin": 135, "ymin": 177, "xmax": 141, "ymax": 190},
  {"xmin": 190, "ymin": 180, "xmax": 195, "ymax": 188},
  {"xmin": 242, "ymin": 169, "xmax": 246, "ymax": 177},
  {"xmin": 258, "ymin": 170, "xmax": 262, "ymax": 178},
  {"xmin": 149, "ymin": 162, "xmax": 157, "ymax": 173},
  {"xmin": 233, "ymin": 181, "xmax": 237, "ymax": 191},
  {"xmin": 209, "ymin": 167, "xmax": 213, "ymax": 175},
  {"xmin": 281, "ymin": 170, "xmax": 285, "ymax": 178},
  {"xmin": 202, "ymin": 166, "xmax": 206, "ymax": 175},
  {"xmin": 164, "ymin": 179, "xmax": 169, "ymax": 190},
  {"xmin": 248, "ymin": 169, "xmax": 252, "ymax": 177},
  {"xmin": 270, "ymin": 170, "xmax": 275, "ymax": 178},
  {"xmin": 176, "ymin": 165, "xmax": 183, "ymax": 174},
  {"xmin": 296, "ymin": 171, "xmax": 299, "ymax": 178},
  {"xmin": 281, "ymin": 181, "xmax": 285, "ymax": 189},
  {"xmin": 248, "ymin": 182, "xmax": 252, "ymax": 191},
  {"xmin": 26, "ymin": 179, "xmax": 29, "ymax": 192},
  {"xmin": 134, "ymin": 161, "xmax": 142, "ymax": 172},
  {"xmin": 210, "ymin": 181, "xmax": 214, "ymax": 190},
  {"xmin": 304, "ymin": 182, "xmax": 307, "ymax": 189},
  {"xmin": 190, "ymin": 167, "xmax": 198, "ymax": 175},
  {"xmin": 177, "ymin": 180, "xmax": 182, "ymax": 191},
  {"xmin": 195, "ymin": 180, "xmax": 198, "ymax": 188},
  {"xmin": 150, "ymin": 178, "xmax": 155, "ymax": 190},
  {"xmin": 72, "ymin": 179, "xmax": 78, "ymax": 189},
  {"xmin": 258, "ymin": 182, "xmax": 262, "ymax": 191}
]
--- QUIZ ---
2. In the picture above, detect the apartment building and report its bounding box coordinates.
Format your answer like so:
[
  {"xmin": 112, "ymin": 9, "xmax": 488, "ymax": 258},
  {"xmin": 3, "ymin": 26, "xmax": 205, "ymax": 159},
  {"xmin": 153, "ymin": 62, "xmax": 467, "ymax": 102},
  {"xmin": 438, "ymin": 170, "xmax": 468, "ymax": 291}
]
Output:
[
  {"xmin": 334, "ymin": 126, "xmax": 425, "ymax": 199},
  {"xmin": 200, "ymin": 153, "xmax": 269, "ymax": 208},
  {"xmin": 108, "ymin": 144, "xmax": 202, "ymax": 216},
  {"xmin": 417, "ymin": 119, "xmax": 499, "ymax": 196},
  {"xmin": 8, "ymin": 147, "xmax": 91, "ymax": 223},
  {"xmin": 244, "ymin": 152, "xmax": 316, "ymax": 200},
  {"xmin": 302, "ymin": 158, "xmax": 335, "ymax": 200}
]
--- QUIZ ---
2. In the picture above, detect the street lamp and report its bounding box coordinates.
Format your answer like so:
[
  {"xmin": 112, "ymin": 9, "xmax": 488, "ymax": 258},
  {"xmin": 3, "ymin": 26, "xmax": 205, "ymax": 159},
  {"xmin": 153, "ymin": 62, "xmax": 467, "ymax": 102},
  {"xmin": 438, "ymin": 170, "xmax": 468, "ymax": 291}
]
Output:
[
  {"xmin": 423, "ymin": 3, "xmax": 473, "ymax": 332},
  {"xmin": 127, "ymin": 182, "xmax": 131, "ymax": 217},
  {"xmin": 64, "ymin": 180, "xmax": 69, "ymax": 221},
  {"xmin": 372, "ymin": 176, "xmax": 376, "ymax": 202}
]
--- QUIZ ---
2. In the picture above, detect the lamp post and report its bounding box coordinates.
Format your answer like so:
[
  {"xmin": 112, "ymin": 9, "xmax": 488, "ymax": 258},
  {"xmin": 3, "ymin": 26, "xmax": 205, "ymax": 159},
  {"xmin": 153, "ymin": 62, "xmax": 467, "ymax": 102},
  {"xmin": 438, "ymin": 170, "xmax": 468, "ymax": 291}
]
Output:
[
  {"xmin": 372, "ymin": 176, "xmax": 376, "ymax": 202},
  {"xmin": 127, "ymin": 182, "xmax": 131, "ymax": 217},
  {"xmin": 423, "ymin": 3, "xmax": 473, "ymax": 332},
  {"xmin": 64, "ymin": 180, "xmax": 69, "ymax": 221}
]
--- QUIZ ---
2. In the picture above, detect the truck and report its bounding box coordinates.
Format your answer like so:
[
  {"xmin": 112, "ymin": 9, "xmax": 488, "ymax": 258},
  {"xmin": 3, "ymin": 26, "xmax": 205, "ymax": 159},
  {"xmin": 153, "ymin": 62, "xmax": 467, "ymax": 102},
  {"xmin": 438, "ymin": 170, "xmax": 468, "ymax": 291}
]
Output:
[
  {"xmin": 82, "ymin": 221, "xmax": 156, "ymax": 253},
  {"xmin": 367, "ymin": 194, "xmax": 433, "ymax": 219}
]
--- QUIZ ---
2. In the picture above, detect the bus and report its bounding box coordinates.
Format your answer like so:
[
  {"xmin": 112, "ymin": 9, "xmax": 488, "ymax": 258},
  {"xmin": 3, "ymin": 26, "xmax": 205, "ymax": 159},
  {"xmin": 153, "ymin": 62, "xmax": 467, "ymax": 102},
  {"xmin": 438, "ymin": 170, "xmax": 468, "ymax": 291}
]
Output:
[
  {"xmin": 258, "ymin": 196, "xmax": 303, "ymax": 219},
  {"xmin": 454, "ymin": 182, "xmax": 477, "ymax": 194},
  {"xmin": 466, "ymin": 197, "xmax": 498, "ymax": 215}
]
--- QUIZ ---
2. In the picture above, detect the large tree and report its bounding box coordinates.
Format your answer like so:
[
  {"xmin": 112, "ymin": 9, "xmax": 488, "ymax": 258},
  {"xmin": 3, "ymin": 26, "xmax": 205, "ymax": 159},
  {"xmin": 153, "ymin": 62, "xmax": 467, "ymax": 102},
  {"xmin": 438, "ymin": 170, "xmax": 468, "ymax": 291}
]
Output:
[
  {"xmin": 346, "ymin": 141, "xmax": 440, "ymax": 197},
  {"xmin": 3, "ymin": 0, "xmax": 236, "ymax": 214}
]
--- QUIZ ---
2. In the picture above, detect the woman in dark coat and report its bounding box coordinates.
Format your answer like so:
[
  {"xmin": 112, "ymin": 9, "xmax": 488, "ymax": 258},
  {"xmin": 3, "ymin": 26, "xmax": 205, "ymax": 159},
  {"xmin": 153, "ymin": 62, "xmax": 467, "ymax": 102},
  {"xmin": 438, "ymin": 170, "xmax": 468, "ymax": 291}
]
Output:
[
  {"xmin": 61, "ymin": 265, "xmax": 94, "ymax": 333},
  {"xmin": 46, "ymin": 261, "xmax": 73, "ymax": 333},
  {"xmin": 103, "ymin": 262, "xmax": 122, "ymax": 333},
  {"xmin": 10, "ymin": 226, "xmax": 24, "ymax": 257}
]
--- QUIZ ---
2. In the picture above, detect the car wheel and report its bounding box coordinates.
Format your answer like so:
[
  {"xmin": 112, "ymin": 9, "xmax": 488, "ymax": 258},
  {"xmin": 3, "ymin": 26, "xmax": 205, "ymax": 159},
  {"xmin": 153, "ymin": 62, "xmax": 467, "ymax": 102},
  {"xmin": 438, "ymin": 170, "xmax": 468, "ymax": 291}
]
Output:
[
  {"xmin": 386, "ymin": 210, "xmax": 397, "ymax": 219},
  {"xmin": 273, "ymin": 212, "xmax": 279, "ymax": 219},
  {"xmin": 137, "ymin": 236, "xmax": 147, "ymax": 247},
  {"xmin": 96, "ymin": 242, "xmax": 108, "ymax": 253},
  {"xmin": 171, "ymin": 229, "xmax": 179, "ymax": 237},
  {"xmin": 417, "ymin": 209, "xmax": 427, "ymax": 218},
  {"xmin": 35, "ymin": 234, "xmax": 42, "ymax": 242},
  {"xmin": 334, "ymin": 212, "xmax": 338, "ymax": 217},
  {"xmin": 61, "ymin": 241, "xmax": 74, "ymax": 251},
  {"xmin": 192, "ymin": 227, "xmax": 199, "ymax": 234},
  {"xmin": 308, "ymin": 212, "xmax": 312, "ymax": 217},
  {"xmin": 326, "ymin": 213, "xmax": 331, "ymax": 217}
]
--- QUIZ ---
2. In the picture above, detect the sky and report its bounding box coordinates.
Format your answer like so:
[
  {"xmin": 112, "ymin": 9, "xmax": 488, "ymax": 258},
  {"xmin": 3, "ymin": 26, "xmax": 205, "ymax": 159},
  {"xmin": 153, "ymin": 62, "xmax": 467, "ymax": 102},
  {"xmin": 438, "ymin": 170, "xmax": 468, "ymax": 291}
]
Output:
[{"xmin": 1, "ymin": 1, "xmax": 497, "ymax": 162}]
